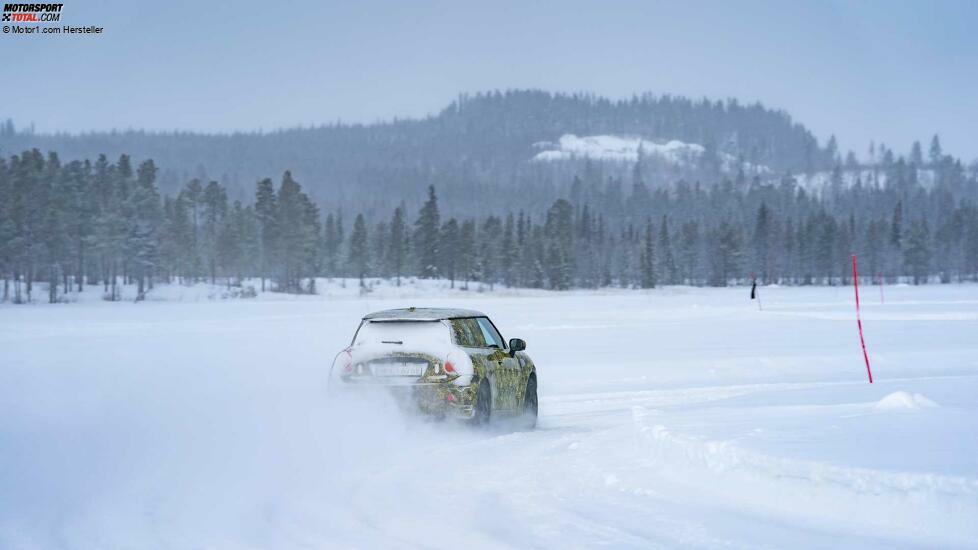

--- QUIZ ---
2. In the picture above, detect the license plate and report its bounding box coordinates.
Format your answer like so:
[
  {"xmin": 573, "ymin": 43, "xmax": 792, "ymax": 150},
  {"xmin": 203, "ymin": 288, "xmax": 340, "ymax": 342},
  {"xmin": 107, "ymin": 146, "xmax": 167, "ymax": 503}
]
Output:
[{"xmin": 370, "ymin": 363, "xmax": 424, "ymax": 377}]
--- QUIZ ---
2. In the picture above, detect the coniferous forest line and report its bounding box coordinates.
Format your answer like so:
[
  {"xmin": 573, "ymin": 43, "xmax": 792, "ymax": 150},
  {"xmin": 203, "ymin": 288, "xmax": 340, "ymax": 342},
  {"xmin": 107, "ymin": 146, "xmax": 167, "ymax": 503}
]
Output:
[{"xmin": 1, "ymin": 142, "xmax": 977, "ymax": 304}]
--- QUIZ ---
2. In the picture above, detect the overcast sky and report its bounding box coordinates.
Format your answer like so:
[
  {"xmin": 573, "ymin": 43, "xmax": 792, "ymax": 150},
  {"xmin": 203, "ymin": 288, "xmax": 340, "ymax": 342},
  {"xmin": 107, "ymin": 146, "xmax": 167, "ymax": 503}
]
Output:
[{"xmin": 7, "ymin": 0, "xmax": 977, "ymax": 160}]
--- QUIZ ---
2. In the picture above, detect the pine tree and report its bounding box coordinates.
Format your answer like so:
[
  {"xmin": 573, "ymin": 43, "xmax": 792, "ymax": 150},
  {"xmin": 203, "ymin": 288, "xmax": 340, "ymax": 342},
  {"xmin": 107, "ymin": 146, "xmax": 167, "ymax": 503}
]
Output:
[
  {"xmin": 388, "ymin": 206, "xmax": 408, "ymax": 286},
  {"xmin": 545, "ymin": 243, "xmax": 567, "ymax": 290},
  {"xmin": 300, "ymin": 194, "xmax": 322, "ymax": 293},
  {"xmin": 217, "ymin": 201, "xmax": 244, "ymax": 288},
  {"xmin": 128, "ymin": 159, "xmax": 162, "ymax": 298},
  {"xmin": 812, "ymin": 212, "xmax": 837, "ymax": 284},
  {"xmin": 322, "ymin": 211, "xmax": 341, "ymax": 277},
  {"xmin": 753, "ymin": 203, "xmax": 772, "ymax": 283},
  {"xmin": 709, "ymin": 221, "xmax": 742, "ymax": 286},
  {"xmin": 639, "ymin": 219, "xmax": 656, "ymax": 288},
  {"xmin": 864, "ymin": 218, "xmax": 885, "ymax": 279},
  {"xmin": 658, "ymin": 215, "xmax": 677, "ymax": 285},
  {"xmin": 348, "ymin": 213, "xmax": 369, "ymax": 287},
  {"xmin": 179, "ymin": 178, "xmax": 204, "ymax": 283},
  {"xmin": 544, "ymin": 199, "xmax": 574, "ymax": 288},
  {"xmin": 825, "ymin": 135, "xmax": 839, "ymax": 165},
  {"xmin": 237, "ymin": 203, "xmax": 260, "ymax": 286},
  {"xmin": 679, "ymin": 221, "xmax": 700, "ymax": 285},
  {"xmin": 274, "ymin": 171, "xmax": 308, "ymax": 292},
  {"xmin": 0, "ymin": 157, "xmax": 13, "ymax": 301},
  {"xmin": 201, "ymin": 181, "xmax": 227, "ymax": 284},
  {"xmin": 439, "ymin": 218, "xmax": 460, "ymax": 288},
  {"xmin": 903, "ymin": 219, "xmax": 931, "ymax": 284},
  {"xmin": 42, "ymin": 152, "xmax": 67, "ymax": 302},
  {"xmin": 629, "ymin": 161, "xmax": 651, "ymax": 222},
  {"xmin": 929, "ymin": 134, "xmax": 943, "ymax": 165},
  {"xmin": 69, "ymin": 159, "xmax": 95, "ymax": 292},
  {"xmin": 371, "ymin": 221, "xmax": 388, "ymax": 278},
  {"xmin": 783, "ymin": 218, "xmax": 796, "ymax": 283},
  {"xmin": 414, "ymin": 185, "xmax": 440, "ymax": 278},
  {"xmin": 500, "ymin": 212, "xmax": 515, "ymax": 288},
  {"xmin": 94, "ymin": 154, "xmax": 131, "ymax": 300},
  {"xmin": 889, "ymin": 201, "xmax": 904, "ymax": 280},
  {"xmin": 458, "ymin": 219, "xmax": 477, "ymax": 289},
  {"xmin": 479, "ymin": 215, "xmax": 502, "ymax": 290},
  {"xmin": 254, "ymin": 177, "xmax": 277, "ymax": 291},
  {"xmin": 528, "ymin": 225, "xmax": 545, "ymax": 289},
  {"xmin": 910, "ymin": 141, "xmax": 923, "ymax": 165}
]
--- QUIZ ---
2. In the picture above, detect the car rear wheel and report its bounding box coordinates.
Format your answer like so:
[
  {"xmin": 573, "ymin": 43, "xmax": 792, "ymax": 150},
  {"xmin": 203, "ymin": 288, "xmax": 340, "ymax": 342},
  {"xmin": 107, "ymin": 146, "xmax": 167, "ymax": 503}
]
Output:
[
  {"xmin": 520, "ymin": 375, "xmax": 538, "ymax": 429},
  {"xmin": 469, "ymin": 381, "xmax": 491, "ymax": 427}
]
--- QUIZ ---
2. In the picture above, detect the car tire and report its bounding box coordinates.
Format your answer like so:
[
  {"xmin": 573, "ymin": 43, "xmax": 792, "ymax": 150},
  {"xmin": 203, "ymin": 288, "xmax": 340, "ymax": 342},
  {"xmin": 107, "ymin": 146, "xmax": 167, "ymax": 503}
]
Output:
[
  {"xmin": 520, "ymin": 375, "xmax": 538, "ymax": 429},
  {"xmin": 469, "ymin": 380, "xmax": 492, "ymax": 427}
]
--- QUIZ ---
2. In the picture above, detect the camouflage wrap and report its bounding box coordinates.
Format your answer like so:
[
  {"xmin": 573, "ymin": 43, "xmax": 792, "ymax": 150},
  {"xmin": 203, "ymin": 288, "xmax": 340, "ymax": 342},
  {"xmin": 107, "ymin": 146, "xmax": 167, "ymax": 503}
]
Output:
[
  {"xmin": 336, "ymin": 351, "xmax": 535, "ymax": 419},
  {"xmin": 333, "ymin": 308, "xmax": 537, "ymax": 421},
  {"xmin": 510, "ymin": 351, "xmax": 536, "ymax": 411},
  {"xmin": 455, "ymin": 349, "xmax": 535, "ymax": 417}
]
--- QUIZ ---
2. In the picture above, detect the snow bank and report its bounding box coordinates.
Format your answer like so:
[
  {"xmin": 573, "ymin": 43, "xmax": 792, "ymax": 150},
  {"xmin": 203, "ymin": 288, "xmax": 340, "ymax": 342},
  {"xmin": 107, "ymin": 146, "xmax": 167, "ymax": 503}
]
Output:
[
  {"xmin": 8, "ymin": 281, "xmax": 260, "ymax": 305},
  {"xmin": 631, "ymin": 406, "xmax": 978, "ymax": 545},
  {"xmin": 875, "ymin": 391, "xmax": 939, "ymax": 410},
  {"xmin": 0, "ymin": 277, "xmax": 543, "ymax": 307}
]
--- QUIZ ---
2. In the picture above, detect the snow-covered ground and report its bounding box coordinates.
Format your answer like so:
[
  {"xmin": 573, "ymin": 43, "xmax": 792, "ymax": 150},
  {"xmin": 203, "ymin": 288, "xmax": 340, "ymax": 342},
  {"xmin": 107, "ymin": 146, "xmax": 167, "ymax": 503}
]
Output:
[
  {"xmin": 531, "ymin": 134, "xmax": 770, "ymax": 174},
  {"xmin": 533, "ymin": 134, "xmax": 706, "ymax": 165},
  {"xmin": 2, "ymin": 282, "xmax": 977, "ymax": 549}
]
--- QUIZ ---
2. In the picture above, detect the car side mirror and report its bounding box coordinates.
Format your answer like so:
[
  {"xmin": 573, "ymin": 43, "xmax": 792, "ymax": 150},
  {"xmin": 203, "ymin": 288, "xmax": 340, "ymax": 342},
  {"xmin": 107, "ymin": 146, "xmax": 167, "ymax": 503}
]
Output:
[{"xmin": 508, "ymin": 338, "xmax": 526, "ymax": 356}]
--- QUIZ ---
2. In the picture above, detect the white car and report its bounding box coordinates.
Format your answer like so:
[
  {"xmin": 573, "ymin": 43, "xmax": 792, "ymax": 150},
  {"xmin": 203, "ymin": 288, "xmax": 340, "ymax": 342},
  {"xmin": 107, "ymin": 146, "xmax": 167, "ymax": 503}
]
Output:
[{"xmin": 329, "ymin": 307, "xmax": 538, "ymax": 427}]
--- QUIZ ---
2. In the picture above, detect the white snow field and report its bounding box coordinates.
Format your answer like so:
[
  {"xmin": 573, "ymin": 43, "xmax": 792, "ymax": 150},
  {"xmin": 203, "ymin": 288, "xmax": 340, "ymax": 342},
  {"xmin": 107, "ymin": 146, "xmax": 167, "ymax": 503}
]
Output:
[
  {"xmin": 2, "ymin": 282, "xmax": 977, "ymax": 549},
  {"xmin": 530, "ymin": 134, "xmax": 770, "ymax": 175},
  {"xmin": 532, "ymin": 134, "xmax": 706, "ymax": 164}
]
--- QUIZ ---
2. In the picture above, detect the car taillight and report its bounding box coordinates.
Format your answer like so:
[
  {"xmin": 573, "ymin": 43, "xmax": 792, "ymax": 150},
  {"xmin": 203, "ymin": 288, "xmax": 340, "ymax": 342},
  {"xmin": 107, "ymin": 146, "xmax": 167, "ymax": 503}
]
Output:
[
  {"xmin": 444, "ymin": 361, "xmax": 456, "ymax": 373},
  {"xmin": 340, "ymin": 348, "xmax": 353, "ymax": 375}
]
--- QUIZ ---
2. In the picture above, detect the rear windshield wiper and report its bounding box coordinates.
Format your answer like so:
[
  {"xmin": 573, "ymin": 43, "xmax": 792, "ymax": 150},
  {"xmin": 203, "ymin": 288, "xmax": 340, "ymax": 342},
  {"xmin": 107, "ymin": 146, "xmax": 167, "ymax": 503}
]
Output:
[{"xmin": 381, "ymin": 340, "xmax": 403, "ymax": 345}]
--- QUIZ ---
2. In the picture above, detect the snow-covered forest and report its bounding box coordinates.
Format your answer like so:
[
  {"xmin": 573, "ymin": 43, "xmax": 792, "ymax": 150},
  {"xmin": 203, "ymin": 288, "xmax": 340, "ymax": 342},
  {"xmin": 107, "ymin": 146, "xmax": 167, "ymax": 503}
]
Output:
[
  {"xmin": 3, "ymin": 92, "xmax": 978, "ymax": 303},
  {"xmin": 1, "ymin": 141, "xmax": 977, "ymax": 303}
]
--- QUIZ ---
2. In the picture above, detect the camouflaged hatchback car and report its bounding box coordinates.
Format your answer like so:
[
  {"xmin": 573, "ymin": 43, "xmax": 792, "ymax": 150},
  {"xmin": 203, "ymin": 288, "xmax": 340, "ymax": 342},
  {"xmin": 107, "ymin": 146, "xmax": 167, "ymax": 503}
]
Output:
[{"xmin": 328, "ymin": 308, "xmax": 538, "ymax": 427}]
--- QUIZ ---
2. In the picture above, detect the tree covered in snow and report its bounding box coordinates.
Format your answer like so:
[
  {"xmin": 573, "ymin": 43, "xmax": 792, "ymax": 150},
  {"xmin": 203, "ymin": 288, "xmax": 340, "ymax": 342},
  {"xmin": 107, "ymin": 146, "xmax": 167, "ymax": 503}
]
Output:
[
  {"xmin": 414, "ymin": 186, "xmax": 440, "ymax": 279},
  {"xmin": 1, "ymin": 142, "xmax": 978, "ymax": 302}
]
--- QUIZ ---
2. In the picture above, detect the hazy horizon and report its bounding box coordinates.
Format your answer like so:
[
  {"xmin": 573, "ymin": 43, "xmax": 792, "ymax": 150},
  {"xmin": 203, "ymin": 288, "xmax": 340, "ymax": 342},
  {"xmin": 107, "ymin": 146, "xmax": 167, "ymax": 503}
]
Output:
[{"xmin": 6, "ymin": 0, "xmax": 978, "ymax": 161}]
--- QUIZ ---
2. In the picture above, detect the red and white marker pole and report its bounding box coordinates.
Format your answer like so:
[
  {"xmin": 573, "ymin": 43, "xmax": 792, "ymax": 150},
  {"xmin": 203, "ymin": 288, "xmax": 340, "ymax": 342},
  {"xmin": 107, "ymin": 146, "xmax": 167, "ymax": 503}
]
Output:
[{"xmin": 852, "ymin": 255, "xmax": 874, "ymax": 383}]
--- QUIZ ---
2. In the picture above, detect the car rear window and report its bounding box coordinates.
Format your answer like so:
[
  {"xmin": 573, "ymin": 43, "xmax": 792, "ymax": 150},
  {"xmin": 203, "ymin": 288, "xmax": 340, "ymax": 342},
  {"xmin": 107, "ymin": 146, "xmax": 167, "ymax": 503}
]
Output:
[
  {"xmin": 450, "ymin": 318, "xmax": 487, "ymax": 348},
  {"xmin": 353, "ymin": 320, "xmax": 450, "ymax": 347}
]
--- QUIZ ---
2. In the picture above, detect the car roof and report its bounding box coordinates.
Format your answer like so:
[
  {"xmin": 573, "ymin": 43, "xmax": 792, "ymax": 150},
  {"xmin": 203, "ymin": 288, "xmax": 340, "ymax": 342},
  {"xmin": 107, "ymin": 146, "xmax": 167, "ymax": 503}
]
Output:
[{"xmin": 362, "ymin": 307, "xmax": 488, "ymax": 321}]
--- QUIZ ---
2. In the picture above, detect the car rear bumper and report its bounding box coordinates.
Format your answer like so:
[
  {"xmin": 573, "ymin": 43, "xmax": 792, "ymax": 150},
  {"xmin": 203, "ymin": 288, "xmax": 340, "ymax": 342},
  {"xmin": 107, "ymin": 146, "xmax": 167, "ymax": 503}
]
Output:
[{"xmin": 330, "ymin": 379, "xmax": 479, "ymax": 419}]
